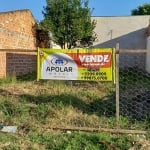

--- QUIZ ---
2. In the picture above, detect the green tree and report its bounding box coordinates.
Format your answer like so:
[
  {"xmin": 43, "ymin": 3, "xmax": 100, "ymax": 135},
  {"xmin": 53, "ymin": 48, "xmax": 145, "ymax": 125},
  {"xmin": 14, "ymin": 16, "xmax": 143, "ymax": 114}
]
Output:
[
  {"xmin": 131, "ymin": 3, "xmax": 150, "ymax": 15},
  {"xmin": 39, "ymin": 0, "xmax": 96, "ymax": 49}
]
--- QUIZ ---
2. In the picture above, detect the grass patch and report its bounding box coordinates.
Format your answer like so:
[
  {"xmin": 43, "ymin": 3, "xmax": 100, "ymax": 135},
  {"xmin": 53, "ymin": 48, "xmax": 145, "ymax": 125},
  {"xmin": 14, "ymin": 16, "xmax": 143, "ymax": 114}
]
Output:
[
  {"xmin": 0, "ymin": 131, "xmax": 133, "ymax": 150},
  {"xmin": 0, "ymin": 71, "xmax": 150, "ymax": 149}
]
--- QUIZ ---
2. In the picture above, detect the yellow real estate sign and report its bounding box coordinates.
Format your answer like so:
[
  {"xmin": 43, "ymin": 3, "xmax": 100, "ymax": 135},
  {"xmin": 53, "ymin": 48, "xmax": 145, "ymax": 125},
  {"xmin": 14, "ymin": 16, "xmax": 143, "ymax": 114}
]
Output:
[{"xmin": 37, "ymin": 48, "xmax": 115, "ymax": 81}]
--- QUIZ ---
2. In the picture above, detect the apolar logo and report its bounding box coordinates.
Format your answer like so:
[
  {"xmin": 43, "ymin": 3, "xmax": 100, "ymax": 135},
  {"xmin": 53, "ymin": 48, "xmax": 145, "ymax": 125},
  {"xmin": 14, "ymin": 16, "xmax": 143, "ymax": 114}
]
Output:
[
  {"xmin": 46, "ymin": 57, "xmax": 72, "ymax": 72},
  {"xmin": 41, "ymin": 53, "xmax": 78, "ymax": 80}
]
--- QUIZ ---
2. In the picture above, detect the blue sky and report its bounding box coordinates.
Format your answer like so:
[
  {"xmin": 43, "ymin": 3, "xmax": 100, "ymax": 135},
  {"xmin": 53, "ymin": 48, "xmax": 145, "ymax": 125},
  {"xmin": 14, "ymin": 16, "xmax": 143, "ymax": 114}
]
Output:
[
  {"xmin": 89, "ymin": 0, "xmax": 150, "ymax": 16},
  {"xmin": 0, "ymin": 0, "xmax": 150, "ymax": 21}
]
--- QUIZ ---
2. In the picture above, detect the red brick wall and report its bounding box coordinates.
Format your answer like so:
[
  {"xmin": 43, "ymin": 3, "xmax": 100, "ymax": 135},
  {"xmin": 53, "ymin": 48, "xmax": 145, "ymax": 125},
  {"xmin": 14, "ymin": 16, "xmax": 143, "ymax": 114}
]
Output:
[
  {"xmin": 6, "ymin": 50, "xmax": 37, "ymax": 76},
  {"xmin": 0, "ymin": 10, "xmax": 38, "ymax": 78},
  {"xmin": 0, "ymin": 50, "xmax": 37, "ymax": 78},
  {"xmin": 0, "ymin": 10, "xmax": 36, "ymax": 49}
]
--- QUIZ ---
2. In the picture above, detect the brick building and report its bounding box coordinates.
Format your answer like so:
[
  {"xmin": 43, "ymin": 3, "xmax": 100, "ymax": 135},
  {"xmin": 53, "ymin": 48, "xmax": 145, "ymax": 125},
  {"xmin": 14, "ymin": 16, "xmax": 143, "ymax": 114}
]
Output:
[
  {"xmin": 0, "ymin": 9, "xmax": 37, "ymax": 77},
  {"xmin": 0, "ymin": 9, "xmax": 36, "ymax": 49}
]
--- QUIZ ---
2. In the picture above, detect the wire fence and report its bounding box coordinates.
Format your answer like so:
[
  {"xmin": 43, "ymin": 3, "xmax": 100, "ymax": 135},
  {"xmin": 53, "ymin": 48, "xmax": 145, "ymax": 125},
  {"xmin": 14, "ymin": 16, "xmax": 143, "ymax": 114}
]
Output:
[
  {"xmin": 50, "ymin": 49, "xmax": 150, "ymax": 134},
  {"xmin": 119, "ymin": 49, "xmax": 150, "ymax": 132}
]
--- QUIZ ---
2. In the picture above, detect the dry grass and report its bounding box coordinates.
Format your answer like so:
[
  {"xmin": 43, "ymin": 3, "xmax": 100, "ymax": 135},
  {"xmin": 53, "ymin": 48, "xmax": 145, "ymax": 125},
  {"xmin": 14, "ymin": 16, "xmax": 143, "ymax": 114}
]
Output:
[{"xmin": 0, "ymin": 73, "xmax": 149, "ymax": 149}]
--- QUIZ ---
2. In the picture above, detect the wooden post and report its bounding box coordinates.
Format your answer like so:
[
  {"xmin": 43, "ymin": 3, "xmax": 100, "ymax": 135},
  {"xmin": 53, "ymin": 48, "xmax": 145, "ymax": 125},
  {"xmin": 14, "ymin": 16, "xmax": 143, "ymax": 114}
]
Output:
[{"xmin": 115, "ymin": 43, "xmax": 120, "ymax": 128}]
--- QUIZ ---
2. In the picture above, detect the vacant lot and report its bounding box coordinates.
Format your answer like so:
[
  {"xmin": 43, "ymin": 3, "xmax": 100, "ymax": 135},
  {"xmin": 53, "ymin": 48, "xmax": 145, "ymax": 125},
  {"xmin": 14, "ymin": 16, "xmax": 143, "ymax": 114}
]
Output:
[{"xmin": 0, "ymin": 73, "xmax": 149, "ymax": 149}]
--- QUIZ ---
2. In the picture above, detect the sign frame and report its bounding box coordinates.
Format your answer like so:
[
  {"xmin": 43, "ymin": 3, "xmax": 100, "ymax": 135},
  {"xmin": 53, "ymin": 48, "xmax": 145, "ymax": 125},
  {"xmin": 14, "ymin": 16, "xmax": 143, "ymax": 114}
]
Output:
[{"xmin": 37, "ymin": 48, "xmax": 115, "ymax": 82}]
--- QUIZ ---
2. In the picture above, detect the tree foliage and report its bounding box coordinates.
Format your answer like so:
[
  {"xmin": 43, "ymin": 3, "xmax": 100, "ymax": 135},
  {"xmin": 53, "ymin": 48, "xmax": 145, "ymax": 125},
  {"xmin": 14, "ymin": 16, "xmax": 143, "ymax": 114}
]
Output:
[
  {"xmin": 131, "ymin": 3, "xmax": 150, "ymax": 15},
  {"xmin": 39, "ymin": 0, "xmax": 96, "ymax": 49}
]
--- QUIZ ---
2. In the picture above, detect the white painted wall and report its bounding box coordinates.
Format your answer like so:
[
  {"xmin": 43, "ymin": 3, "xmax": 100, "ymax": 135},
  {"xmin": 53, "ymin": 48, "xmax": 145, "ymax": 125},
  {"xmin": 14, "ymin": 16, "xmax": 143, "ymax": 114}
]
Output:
[{"xmin": 92, "ymin": 15, "xmax": 150, "ymax": 49}]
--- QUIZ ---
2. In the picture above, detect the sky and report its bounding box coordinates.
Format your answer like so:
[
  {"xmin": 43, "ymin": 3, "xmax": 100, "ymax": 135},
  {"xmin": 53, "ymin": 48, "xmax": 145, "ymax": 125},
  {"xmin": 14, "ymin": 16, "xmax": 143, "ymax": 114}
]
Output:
[{"xmin": 0, "ymin": 0, "xmax": 150, "ymax": 21}]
